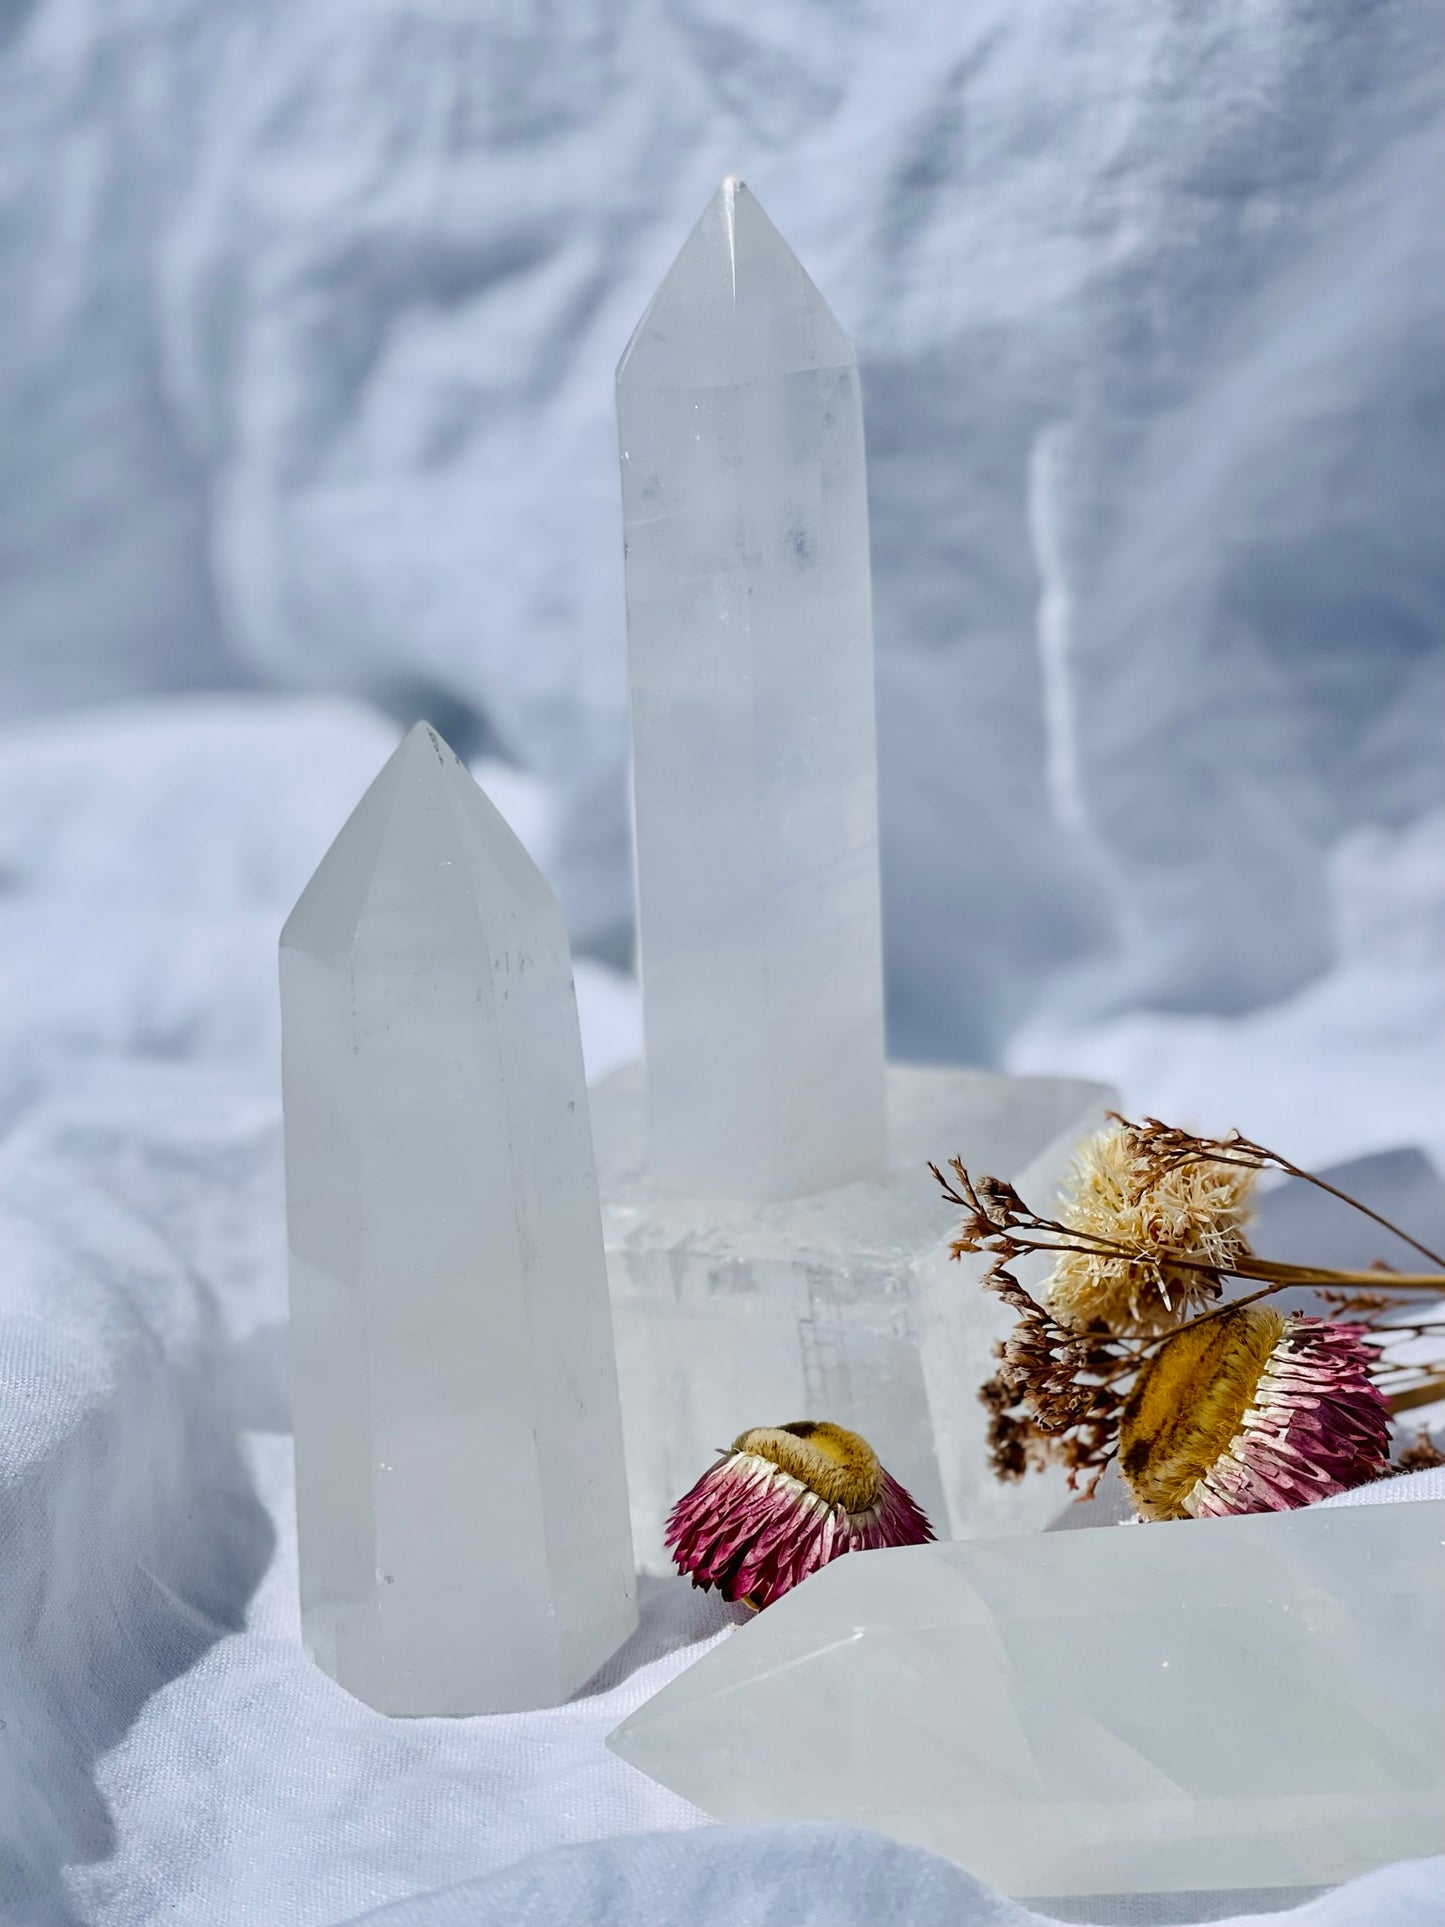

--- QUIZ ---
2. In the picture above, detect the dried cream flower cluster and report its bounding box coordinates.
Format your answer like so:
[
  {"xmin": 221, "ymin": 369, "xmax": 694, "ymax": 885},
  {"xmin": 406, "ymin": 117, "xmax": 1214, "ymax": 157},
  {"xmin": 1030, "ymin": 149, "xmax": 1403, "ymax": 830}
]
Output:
[{"xmin": 1043, "ymin": 1120, "xmax": 1256, "ymax": 1334}]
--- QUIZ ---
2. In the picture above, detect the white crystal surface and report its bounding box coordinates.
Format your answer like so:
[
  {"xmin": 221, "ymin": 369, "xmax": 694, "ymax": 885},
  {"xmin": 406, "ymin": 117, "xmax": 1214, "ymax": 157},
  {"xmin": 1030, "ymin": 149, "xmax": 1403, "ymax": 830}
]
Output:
[
  {"xmin": 280, "ymin": 723, "xmax": 636, "ymax": 1715},
  {"xmin": 616, "ymin": 177, "xmax": 885, "ymax": 1201},
  {"xmin": 611, "ymin": 1500, "xmax": 1445, "ymax": 1898},
  {"xmin": 593, "ymin": 1061, "xmax": 1114, "ymax": 1571}
]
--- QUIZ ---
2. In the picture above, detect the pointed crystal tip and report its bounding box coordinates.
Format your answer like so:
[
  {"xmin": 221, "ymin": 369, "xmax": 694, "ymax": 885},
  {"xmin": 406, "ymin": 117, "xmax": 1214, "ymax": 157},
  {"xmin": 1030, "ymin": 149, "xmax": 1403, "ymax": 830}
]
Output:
[
  {"xmin": 617, "ymin": 177, "xmax": 853, "ymax": 388},
  {"xmin": 280, "ymin": 718, "xmax": 553, "ymax": 961}
]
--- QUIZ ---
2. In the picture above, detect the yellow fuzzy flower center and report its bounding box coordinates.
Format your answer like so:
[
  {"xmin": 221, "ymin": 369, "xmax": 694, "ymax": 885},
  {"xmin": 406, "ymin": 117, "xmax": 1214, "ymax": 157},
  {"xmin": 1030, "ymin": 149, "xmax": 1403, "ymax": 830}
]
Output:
[
  {"xmin": 732, "ymin": 1420, "xmax": 883, "ymax": 1514},
  {"xmin": 1119, "ymin": 1305, "xmax": 1284, "ymax": 1520}
]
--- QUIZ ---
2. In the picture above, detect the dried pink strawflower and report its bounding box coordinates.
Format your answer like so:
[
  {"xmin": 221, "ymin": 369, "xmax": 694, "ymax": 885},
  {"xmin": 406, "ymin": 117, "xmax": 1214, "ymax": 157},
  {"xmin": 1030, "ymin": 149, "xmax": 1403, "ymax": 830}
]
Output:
[
  {"xmin": 665, "ymin": 1420, "xmax": 934, "ymax": 1609},
  {"xmin": 1120, "ymin": 1307, "xmax": 1390, "ymax": 1520}
]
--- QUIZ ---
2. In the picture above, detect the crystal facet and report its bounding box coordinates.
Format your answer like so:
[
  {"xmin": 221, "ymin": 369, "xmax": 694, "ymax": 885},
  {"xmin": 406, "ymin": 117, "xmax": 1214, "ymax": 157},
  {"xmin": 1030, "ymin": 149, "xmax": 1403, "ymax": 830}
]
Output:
[
  {"xmin": 610, "ymin": 1500, "xmax": 1445, "ymax": 1898},
  {"xmin": 594, "ymin": 1061, "xmax": 1115, "ymax": 1571},
  {"xmin": 617, "ymin": 177, "xmax": 885, "ymax": 1200},
  {"xmin": 280, "ymin": 723, "xmax": 636, "ymax": 1715}
]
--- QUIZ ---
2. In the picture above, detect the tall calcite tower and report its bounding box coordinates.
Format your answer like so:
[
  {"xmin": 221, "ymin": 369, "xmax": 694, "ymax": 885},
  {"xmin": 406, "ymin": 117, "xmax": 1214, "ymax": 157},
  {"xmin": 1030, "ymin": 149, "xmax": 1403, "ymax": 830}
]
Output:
[
  {"xmin": 281, "ymin": 724, "xmax": 636, "ymax": 1715},
  {"xmin": 600, "ymin": 180, "xmax": 1116, "ymax": 1570},
  {"xmin": 617, "ymin": 177, "xmax": 885, "ymax": 1201}
]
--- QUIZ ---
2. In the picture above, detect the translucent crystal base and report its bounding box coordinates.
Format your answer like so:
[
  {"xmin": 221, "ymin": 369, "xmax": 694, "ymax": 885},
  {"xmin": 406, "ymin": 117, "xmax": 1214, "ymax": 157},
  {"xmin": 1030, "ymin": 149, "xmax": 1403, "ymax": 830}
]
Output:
[
  {"xmin": 609, "ymin": 1498, "xmax": 1445, "ymax": 1898},
  {"xmin": 591, "ymin": 1062, "xmax": 1114, "ymax": 1571}
]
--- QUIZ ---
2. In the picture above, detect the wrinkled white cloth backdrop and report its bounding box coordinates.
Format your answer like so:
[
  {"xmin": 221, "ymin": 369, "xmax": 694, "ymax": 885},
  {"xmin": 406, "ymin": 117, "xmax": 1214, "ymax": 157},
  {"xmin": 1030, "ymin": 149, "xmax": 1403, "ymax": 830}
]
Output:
[
  {"xmin": 2, "ymin": 1, "xmax": 1444, "ymax": 1922},
  {"xmin": 0, "ymin": 703, "xmax": 1441, "ymax": 1927},
  {"xmin": 3, "ymin": 0, "xmax": 1443, "ymax": 1066}
]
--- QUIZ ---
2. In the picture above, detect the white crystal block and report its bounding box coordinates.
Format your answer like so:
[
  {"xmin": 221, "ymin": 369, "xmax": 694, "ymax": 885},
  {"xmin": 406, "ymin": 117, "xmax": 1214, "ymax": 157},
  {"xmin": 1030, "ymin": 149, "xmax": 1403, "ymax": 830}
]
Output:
[
  {"xmin": 281, "ymin": 723, "xmax": 636, "ymax": 1715},
  {"xmin": 617, "ymin": 177, "xmax": 886, "ymax": 1200},
  {"xmin": 611, "ymin": 1500, "xmax": 1445, "ymax": 1899},
  {"xmin": 593, "ymin": 1062, "xmax": 1114, "ymax": 1571}
]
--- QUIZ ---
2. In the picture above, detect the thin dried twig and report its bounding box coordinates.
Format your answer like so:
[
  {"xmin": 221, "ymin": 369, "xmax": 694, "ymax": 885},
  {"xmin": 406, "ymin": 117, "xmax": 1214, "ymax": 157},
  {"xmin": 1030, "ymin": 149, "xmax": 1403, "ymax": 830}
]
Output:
[
  {"xmin": 929, "ymin": 1155, "xmax": 1445, "ymax": 1299},
  {"xmin": 1122, "ymin": 1116, "xmax": 1445, "ymax": 1270}
]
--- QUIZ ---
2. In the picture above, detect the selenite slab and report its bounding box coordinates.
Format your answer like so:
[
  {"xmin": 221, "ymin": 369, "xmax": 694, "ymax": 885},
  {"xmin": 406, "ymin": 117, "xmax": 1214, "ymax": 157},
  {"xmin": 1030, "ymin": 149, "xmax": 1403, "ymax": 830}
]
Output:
[
  {"xmin": 617, "ymin": 177, "xmax": 886, "ymax": 1201},
  {"xmin": 593, "ymin": 1061, "xmax": 1114, "ymax": 1571},
  {"xmin": 281, "ymin": 723, "xmax": 635, "ymax": 1715},
  {"xmin": 610, "ymin": 1500, "xmax": 1445, "ymax": 1899}
]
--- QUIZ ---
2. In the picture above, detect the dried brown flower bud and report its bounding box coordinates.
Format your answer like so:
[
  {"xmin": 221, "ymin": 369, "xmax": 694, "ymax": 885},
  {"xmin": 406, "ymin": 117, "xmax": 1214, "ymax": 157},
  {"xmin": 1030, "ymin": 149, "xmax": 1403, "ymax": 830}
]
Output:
[{"xmin": 1392, "ymin": 1428, "xmax": 1445, "ymax": 1475}]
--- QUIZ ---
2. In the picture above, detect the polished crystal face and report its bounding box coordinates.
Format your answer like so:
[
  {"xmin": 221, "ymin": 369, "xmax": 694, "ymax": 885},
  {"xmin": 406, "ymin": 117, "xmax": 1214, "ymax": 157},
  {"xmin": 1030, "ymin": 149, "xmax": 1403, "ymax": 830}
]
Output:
[
  {"xmin": 281, "ymin": 723, "xmax": 635, "ymax": 1715},
  {"xmin": 617, "ymin": 178, "xmax": 885, "ymax": 1201},
  {"xmin": 593, "ymin": 1059, "xmax": 1114, "ymax": 1571},
  {"xmin": 610, "ymin": 1499, "xmax": 1445, "ymax": 1898}
]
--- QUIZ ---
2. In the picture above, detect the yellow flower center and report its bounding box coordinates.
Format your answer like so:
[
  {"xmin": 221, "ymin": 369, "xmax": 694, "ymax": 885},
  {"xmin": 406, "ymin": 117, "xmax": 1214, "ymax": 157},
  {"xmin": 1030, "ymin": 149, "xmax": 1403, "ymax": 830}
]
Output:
[
  {"xmin": 1119, "ymin": 1306, "xmax": 1285, "ymax": 1520},
  {"xmin": 732, "ymin": 1420, "xmax": 883, "ymax": 1514}
]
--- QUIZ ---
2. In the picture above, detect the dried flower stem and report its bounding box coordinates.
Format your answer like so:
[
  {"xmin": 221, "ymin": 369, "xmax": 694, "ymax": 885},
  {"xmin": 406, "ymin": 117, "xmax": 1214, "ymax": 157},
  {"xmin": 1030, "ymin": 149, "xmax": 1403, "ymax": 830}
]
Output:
[
  {"xmin": 1238, "ymin": 1258, "xmax": 1445, "ymax": 1291},
  {"xmin": 1119, "ymin": 1116, "xmax": 1445, "ymax": 1270},
  {"xmin": 1383, "ymin": 1376, "xmax": 1445, "ymax": 1416},
  {"xmin": 1133, "ymin": 1280, "xmax": 1443, "ymax": 1368},
  {"xmin": 1280, "ymin": 1175, "xmax": 1445, "ymax": 1270},
  {"xmin": 929, "ymin": 1156, "xmax": 1445, "ymax": 1300}
]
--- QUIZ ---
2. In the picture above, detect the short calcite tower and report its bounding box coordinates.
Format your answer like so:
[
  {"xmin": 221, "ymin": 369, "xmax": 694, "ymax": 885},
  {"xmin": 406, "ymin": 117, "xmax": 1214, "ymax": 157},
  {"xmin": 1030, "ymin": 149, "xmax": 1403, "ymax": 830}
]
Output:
[
  {"xmin": 281, "ymin": 723, "xmax": 636, "ymax": 1715},
  {"xmin": 617, "ymin": 176, "xmax": 886, "ymax": 1202}
]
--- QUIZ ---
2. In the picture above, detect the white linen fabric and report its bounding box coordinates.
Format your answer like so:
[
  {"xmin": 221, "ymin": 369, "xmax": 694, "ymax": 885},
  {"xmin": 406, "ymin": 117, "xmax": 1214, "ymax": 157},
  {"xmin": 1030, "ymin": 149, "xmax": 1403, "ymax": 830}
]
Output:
[{"xmin": 1, "ymin": 699, "xmax": 1442, "ymax": 1927}]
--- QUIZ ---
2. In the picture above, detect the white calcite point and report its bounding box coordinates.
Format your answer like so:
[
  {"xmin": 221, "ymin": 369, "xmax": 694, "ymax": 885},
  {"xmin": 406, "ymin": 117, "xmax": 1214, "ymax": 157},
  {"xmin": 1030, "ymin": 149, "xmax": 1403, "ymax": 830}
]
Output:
[
  {"xmin": 617, "ymin": 177, "xmax": 885, "ymax": 1200},
  {"xmin": 611, "ymin": 1500, "xmax": 1445, "ymax": 1900},
  {"xmin": 595, "ymin": 1062, "xmax": 1115, "ymax": 1571},
  {"xmin": 280, "ymin": 723, "xmax": 636, "ymax": 1715}
]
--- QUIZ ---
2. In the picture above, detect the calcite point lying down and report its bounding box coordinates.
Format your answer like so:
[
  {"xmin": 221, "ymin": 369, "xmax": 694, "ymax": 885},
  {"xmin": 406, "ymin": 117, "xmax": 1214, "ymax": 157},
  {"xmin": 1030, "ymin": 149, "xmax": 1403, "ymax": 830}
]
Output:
[{"xmin": 609, "ymin": 1500, "xmax": 1445, "ymax": 1899}]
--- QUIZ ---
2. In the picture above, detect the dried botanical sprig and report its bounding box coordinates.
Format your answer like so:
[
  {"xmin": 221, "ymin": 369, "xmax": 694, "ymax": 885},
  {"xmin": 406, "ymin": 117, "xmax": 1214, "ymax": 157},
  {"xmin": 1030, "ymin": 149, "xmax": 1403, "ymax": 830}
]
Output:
[
  {"xmin": 978, "ymin": 1373, "xmax": 1061, "ymax": 1483},
  {"xmin": 1392, "ymin": 1428, "xmax": 1445, "ymax": 1474},
  {"xmin": 1123, "ymin": 1117, "xmax": 1445, "ymax": 1271},
  {"xmin": 1315, "ymin": 1287, "xmax": 1409, "ymax": 1321},
  {"xmin": 931, "ymin": 1140, "xmax": 1445, "ymax": 1323},
  {"xmin": 1380, "ymin": 1373, "xmax": 1445, "ymax": 1416},
  {"xmin": 968, "ymin": 1264, "xmax": 1128, "ymax": 1496},
  {"xmin": 934, "ymin": 1116, "xmax": 1445, "ymax": 1518}
]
